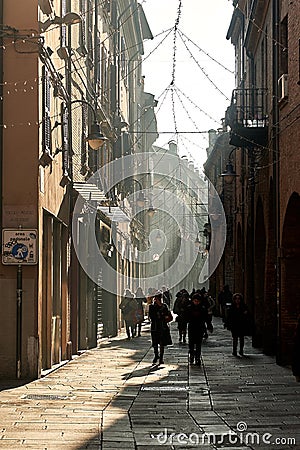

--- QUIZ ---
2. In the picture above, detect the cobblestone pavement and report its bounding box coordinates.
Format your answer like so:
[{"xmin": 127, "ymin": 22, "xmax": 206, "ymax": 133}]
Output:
[{"xmin": 0, "ymin": 317, "xmax": 299, "ymax": 449}]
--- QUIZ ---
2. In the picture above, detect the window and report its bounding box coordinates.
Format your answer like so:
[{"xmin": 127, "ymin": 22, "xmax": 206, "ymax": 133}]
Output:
[
  {"xmin": 61, "ymin": 103, "xmax": 70, "ymax": 179},
  {"xmin": 42, "ymin": 66, "xmax": 52, "ymax": 155},
  {"xmin": 279, "ymin": 15, "xmax": 288, "ymax": 76}
]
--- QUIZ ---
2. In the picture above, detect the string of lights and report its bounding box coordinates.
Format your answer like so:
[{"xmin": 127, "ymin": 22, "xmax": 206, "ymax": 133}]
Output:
[
  {"xmin": 178, "ymin": 32, "xmax": 230, "ymax": 102},
  {"xmin": 177, "ymin": 29, "xmax": 234, "ymax": 74},
  {"xmin": 170, "ymin": 0, "xmax": 182, "ymax": 86},
  {"xmin": 171, "ymin": 88, "xmax": 208, "ymax": 156},
  {"xmin": 0, "ymin": 1, "xmax": 296, "ymax": 179},
  {"xmin": 0, "ymin": 0, "xmax": 290, "ymax": 56},
  {"xmin": 177, "ymin": 134, "xmax": 208, "ymax": 163},
  {"xmin": 174, "ymin": 85, "xmax": 223, "ymax": 127}
]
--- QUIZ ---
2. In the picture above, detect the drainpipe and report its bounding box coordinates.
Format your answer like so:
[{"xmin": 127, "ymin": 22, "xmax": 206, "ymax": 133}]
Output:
[
  {"xmin": 247, "ymin": 51, "xmax": 256, "ymax": 322},
  {"xmin": 67, "ymin": 19, "xmax": 78, "ymax": 354},
  {"xmin": 272, "ymin": 0, "xmax": 280, "ymax": 363}
]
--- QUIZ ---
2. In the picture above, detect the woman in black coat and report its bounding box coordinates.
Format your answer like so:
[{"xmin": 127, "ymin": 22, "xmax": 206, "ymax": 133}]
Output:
[
  {"xmin": 227, "ymin": 293, "xmax": 249, "ymax": 356},
  {"xmin": 149, "ymin": 291, "xmax": 172, "ymax": 365},
  {"xmin": 173, "ymin": 290, "xmax": 190, "ymax": 343},
  {"xmin": 186, "ymin": 293, "xmax": 210, "ymax": 366}
]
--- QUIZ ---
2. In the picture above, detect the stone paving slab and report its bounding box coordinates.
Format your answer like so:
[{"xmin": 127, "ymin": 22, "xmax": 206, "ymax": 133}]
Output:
[{"xmin": 0, "ymin": 319, "xmax": 299, "ymax": 449}]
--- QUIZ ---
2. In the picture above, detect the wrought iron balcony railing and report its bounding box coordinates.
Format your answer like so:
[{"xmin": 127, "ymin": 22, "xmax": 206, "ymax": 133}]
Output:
[{"xmin": 225, "ymin": 88, "xmax": 268, "ymax": 147}]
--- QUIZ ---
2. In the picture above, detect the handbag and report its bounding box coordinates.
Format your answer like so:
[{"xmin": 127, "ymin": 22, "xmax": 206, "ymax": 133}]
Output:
[
  {"xmin": 164, "ymin": 311, "xmax": 173, "ymax": 323},
  {"xmin": 135, "ymin": 309, "xmax": 144, "ymax": 323}
]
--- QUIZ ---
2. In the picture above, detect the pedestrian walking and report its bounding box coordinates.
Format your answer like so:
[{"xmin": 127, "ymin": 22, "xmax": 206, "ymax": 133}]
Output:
[
  {"xmin": 218, "ymin": 284, "xmax": 232, "ymax": 326},
  {"xmin": 186, "ymin": 293, "xmax": 211, "ymax": 366},
  {"xmin": 173, "ymin": 290, "xmax": 190, "ymax": 343},
  {"xmin": 144, "ymin": 287, "xmax": 156, "ymax": 322},
  {"xmin": 135, "ymin": 287, "xmax": 147, "ymax": 336},
  {"xmin": 201, "ymin": 290, "xmax": 215, "ymax": 338},
  {"xmin": 227, "ymin": 293, "xmax": 249, "ymax": 356},
  {"xmin": 162, "ymin": 285, "xmax": 172, "ymax": 308},
  {"xmin": 119, "ymin": 289, "xmax": 139, "ymax": 339},
  {"xmin": 292, "ymin": 316, "xmax": 300, "ymax": 382},
  {"xmin": 149, "ymin": 290, "xmax": 173, "ymax": 365}
]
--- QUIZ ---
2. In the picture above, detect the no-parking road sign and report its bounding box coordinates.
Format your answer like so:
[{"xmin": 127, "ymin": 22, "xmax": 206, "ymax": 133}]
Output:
[{"xmin": 2, "ymin": 229, "xmax": 38, "ymax": 265}]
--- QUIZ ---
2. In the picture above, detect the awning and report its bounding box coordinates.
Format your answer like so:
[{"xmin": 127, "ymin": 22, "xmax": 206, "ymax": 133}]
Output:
[
  {"xmin": 73, "ymin": 182, "xmax": 130, "ymax": 222},
  {"xmin": 73, "ymin": 182, "xmax": 107, "ymax": 202},
  {"xmin": 98, "ymin": 206, "xmax": 130, "ymax": 223}
]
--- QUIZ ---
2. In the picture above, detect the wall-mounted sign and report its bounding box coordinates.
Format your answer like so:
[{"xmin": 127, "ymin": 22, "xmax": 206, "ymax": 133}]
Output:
[
  {"xmin": 2, "ymin": 205, "xmax": 36, "ymax": 228},
  {"xmin": 2, "ymin": 229, "xmax": 38, "ymax": 265}
]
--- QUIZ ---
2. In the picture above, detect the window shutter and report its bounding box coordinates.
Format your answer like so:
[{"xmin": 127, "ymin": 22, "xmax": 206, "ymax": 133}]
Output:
[
  {"xmin": 42, "ymin": 65, "xmax": 52, "ymax": 154},
  {"xmin": 60, "ymin": 0, "xmax": 67, "ymax": 48},
  {"xmin": 80, "ymin": 104, "xmax": 88, "ymax": 175},
  {"xmin": 77, "ymin": 0, "xmax": 87, "ymax": 56},
  {"xmin": 61, "ymin": 103, "xmax": 70, "ymax": 177}
]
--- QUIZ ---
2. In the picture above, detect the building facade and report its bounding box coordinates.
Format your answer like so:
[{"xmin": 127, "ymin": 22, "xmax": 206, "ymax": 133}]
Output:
[
  {"xmin": 211, "ymin": 0, "xmax": 300, "ymax": 365},
  {"xmin": 0, "ymin": 0, "xmax": 155, "ymax": 379}
]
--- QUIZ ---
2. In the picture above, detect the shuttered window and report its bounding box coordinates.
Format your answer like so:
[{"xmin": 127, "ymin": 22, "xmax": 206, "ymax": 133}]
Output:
[
  {"xmin": 78, "ymin": 0, "xmax": 87, "ymax": 56},
  {"xmin": 42, "ymin": 65, "xmax": 52, "ymax": 155},
  {"xmin": 60, "ymin": 0, "xmax": 67, "ymax": 48},
  {"xmin": 61, "ymin": 103, "xmax": 70, "ymax": 178}
]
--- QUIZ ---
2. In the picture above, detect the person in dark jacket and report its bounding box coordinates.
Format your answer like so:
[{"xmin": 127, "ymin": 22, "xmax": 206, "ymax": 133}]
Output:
[
  {"xmin": 218, "ymin": 285, "xmax": 232, "ymax": 326},
  {"xmin": 135, "ymin": 287, "xmax": 146, "ymax": 336},
  {"xmin": 149, "ymin": 291, "xmax": 172, "ymax": 365},
  {"xmin": 119, "ymin": 289, "xmax": 139, "ymax": 339},
  {"xmin": 186, "ymin": 293, "xmax": 211, "ymax": 366},
  {"xmin": 227, "ymin": 293, "xmax": 248, "ymax": 356},
  {"xmin": 173, "ymin": 290, "xmax": 190, "ymax": 343},
  {"xmin": 292, "ymin": 316, "xmax": 300, "ymax": 382}
]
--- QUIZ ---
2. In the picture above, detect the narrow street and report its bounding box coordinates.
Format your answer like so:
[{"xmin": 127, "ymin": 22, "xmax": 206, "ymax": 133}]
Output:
[{"xmin": 0, "ymin": 318, "xmax": 299, "ymax": 449}]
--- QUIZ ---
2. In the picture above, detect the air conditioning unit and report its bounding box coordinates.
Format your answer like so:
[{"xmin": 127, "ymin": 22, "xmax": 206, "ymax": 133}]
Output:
[{"xmin": 278, "ymin": 74, "xmax": 288, "ymax": 102}]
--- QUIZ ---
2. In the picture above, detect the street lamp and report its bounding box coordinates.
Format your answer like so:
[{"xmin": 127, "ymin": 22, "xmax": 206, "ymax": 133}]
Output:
[
  {"xmin": 39, "ymin": 12, "xmax": 82, "ymax": 32},
  {"xmin": 67, "ymin": 100, "xmax": 107, "ymax": 150},
  {"xmin": 147, "ymin": 204, "xmax": 156, "ymax": 218},
  {"xmin": 220, "ymin": 148, "xmax": 238, "ymax": 184},
  {"xmin": 194, "ymin": 234, "xmax": 201, "ymax": 248},
  {"xmin": 155, "ymin": 230, "xmax": 162, "ymax": 242}
]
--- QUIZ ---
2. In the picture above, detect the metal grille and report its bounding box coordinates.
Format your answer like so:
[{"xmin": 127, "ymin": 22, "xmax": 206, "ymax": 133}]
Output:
[
  {"xmin": 21, "ymin": 394, "xmax": 71, "ymax": 400},
  {"xmin": 141, "ymin": 386, "xmax": 189, "ymax": 392},
  {"xmin": 229, "ymin": 88, "xmax": 268, "ymax": 128},
  {"xmin": 96, "ymin": 268, "xmax": 104, "ymax": 347}
]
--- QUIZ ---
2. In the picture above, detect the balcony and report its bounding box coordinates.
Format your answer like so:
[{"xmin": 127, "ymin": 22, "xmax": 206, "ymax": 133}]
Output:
[{"xmin": 225, "ymin": 88, "xmax": 268, "ymax": 148}]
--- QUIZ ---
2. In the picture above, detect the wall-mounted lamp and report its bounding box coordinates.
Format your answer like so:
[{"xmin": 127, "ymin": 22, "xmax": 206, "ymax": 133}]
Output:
[
  {"xmin": 87, "ymin": 122, "xmax": 107, "ymax": 150},
  {"xmin": 155, "ymin": 230, "xmax": 162, "ymax": 242},
  {"xmin": 147, "ymin": 204, "xmax": 156, "ymax": 218},
  {"xmin": 39, "ymin": 12, "xmax": 82, "ymax": 32},
  {"xmin": 66, "ymin": 99, "xmax": 107, "ymax": 150},
  {"xmin": 221, "ymin": 161, "xmax": 237, "ymax": 184},
  {"xmin": 220, "ymin": 147, "xmax": 238, "ymax": 184},
  {"xmin": 194, "ymin": 234, "xmax": 201, "ymax": 248},
  {"xmin": 136, "ymin": 191, "xmax": 145, "ymax": 208}
]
